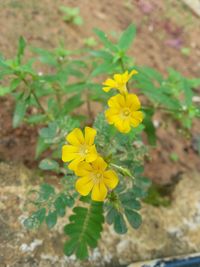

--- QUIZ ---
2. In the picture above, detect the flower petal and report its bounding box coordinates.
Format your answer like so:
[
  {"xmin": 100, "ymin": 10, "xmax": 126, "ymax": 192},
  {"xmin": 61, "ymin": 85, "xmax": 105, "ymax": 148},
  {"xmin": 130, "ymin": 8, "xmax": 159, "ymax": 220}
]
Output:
[
  {"xmin": 66, "ymin": 128, "xmax": 84, "ymax": 146},
  {"xmin": 105, "ymin": 109, "xmax": 119, "ymax": 124},
  {"xmin": 114, "ymin": 73, "xmax": 123, "ymax": 83},
  {"xmin": 108, "ymin": 94, "xmax": 125, "ymax": 108},
  {"xmin": 85, "ymin": 145, "xmax": 98, "ymax": 162},
  {"xmin": 103, "ymin": 86, "xmax": 112, "ymax": 92},
  {"xmin": 84, "ymin": 127, "xmax": 96, "ymax": 146},
  {"xmin": 68, "ymin": 156, "xmax": 84, "ymax": 171},
  {"xmin": 103, "ymin": 78, "xmax": 117, "ymax": 88},
  {"xmin": 103, "ymin": 170, "xmax": 119, "ymax": 189},
  {"xmin": 115, "ymin": 118, "xmax": 131, "ymax": 133},
  {"xmin": 62, "ymin": 145, "xmax": 78, "ymax": 162},
  {"xmin": 126, "ymin": 94, "xmax": 141, "ymax": 110},
  {"xmin": 130, "ymin": 111, "xmax": 144, "ymax": 127},
  {"xmin": 74, "ymin": 161, "xmax": 92, "ymax": 176},
  {"xmin": 91, "ymin": 157, "xmax": 107, "ymax": 171},
  {"xmin": 75, "ymin": 176, "xmax": 93, "ymax": 196},
  {"xmin": 91, "ymin": 182, "xmax": 107, "ymax": 201},
  {"xmin": 128, "ymin": 69, "xmax": 138, "ymax": 79}
]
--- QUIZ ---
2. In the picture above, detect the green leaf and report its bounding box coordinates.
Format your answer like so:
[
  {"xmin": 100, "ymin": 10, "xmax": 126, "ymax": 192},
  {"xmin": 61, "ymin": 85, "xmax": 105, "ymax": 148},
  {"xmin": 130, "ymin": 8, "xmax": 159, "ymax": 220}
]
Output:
[
  {"xmin": 0, "ymin": 86, "xmax": 12, "ymax": 96},
  {"xmin": 106, "ymin": 207, "xmax": 118, "ymax": 225},
  {"xmin": 54, "ymin": 196, "xmax": 66, "ymax": 217},
  {"xmin": 39, "ymin": 122, "xmax": 58, "ymax": 140},
  {"xmin": 90, "ymin": 50, "xmax": 113, "ymax": 61},
  {"xmin": 38, "ymin": 183, "xmax": 55, "ymax": 201},
  {"xmin": 62, "ymin": 94, "xmax": 83, "ymax": 114},
  {"xmin": 35, "ymin": 136, "xmax": 50, "ymax": 158},
  {"xmin": 26, "ymin": 114, "xmax": 46, "ymax": 124},
  {"xmin": 125, "ymin": 209, "xmax": 142, "ymax": 229},
  {"xmin": 114, "ymin": 212, "xmax": 127, "ymax": 234},
  {"xmin": 33, "ymin": 47, "xmax": 57, "ymax": 66},
  {"xmin": 64, "ymin": 201, "xmax": 104, "ymax": 259},
  {"xmin": 39, "ymin": 158, "xmax": 59, "ymax": 171},
  {"xmin": 12, "ymin": 99, "xmax": 27, "ymax": 128},
  {"xmin": 120, "ymin": 192, "xmax": 141, "ymax": 210},
  {"xmin": 182, "ymin": 78, "xmax": 193, "ymax": 106},
  {"xmin": 94, "ymin": 28, "xmax": 118, "ymax": 52},
  {"xmin": 76, "ymin": 242, "xmax": 88, "ymax": 260},
  {"xmin": 24, "ymin": 208, "xmax": 46, "ymax": 229},
  {"xmin": 17, "ymin": 36, "xmax": 26, "ymax": 64},
  {"xmin": 10, "ymin": 78, "xmax": 21, "ymax": 90},
  {"xmin": 91, "ymin": 62, "xmax": 118, "ymax": 77},
  {"xmin": 63, "ymin": 82, "xmax": 86, "ymax": 93},
  {"xmin": 143, "ymin": 109, "xmax": 156, "ymax": 145},
  {"xmin": 118, "ymin": 24, "xmax": 136, "ymax": 51},
  {"xmin": 46, "ymin": 210, "xmax": 57, "ymax": 229},
  {"xmin": 135, "ymin": 176, "xmax": 152, "ymax": 189}
]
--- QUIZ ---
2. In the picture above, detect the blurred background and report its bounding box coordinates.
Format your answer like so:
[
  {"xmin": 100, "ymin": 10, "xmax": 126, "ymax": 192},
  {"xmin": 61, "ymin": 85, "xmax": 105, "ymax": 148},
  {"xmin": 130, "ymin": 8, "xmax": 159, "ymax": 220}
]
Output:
[{"xmin": 0, "ymin": 1, "xmax": 200, "ymax": 266}]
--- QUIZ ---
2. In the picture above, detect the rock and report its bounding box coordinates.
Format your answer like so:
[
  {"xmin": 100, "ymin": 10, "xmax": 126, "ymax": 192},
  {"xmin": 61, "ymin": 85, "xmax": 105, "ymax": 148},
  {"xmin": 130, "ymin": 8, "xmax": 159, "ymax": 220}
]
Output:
[
  {"xmin": 182, "ymin": 0, "xmax": 200, "ymax": 16},
  {"xmin": 1, "ymin": 162, "xmax": 200, "ymax": 266},
  {"xmin": 99, "ymin": 172, "xmax": 200, "ymax": 265}
]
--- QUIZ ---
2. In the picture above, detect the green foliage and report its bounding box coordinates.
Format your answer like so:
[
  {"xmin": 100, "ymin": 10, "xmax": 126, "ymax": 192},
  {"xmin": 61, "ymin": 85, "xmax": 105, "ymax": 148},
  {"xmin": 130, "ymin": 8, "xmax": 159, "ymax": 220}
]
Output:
[
  {"xmin": 0, "ymin": 23, "xmax": 199, "ymax": 260},
  {"xmin": 59, "ymin": 6, "xmax": 83, "ymax": 25},
  {"xmin": 64, "ymin": 200, "xmax": 104, "ymax": 259},
  {"xmin": 24, "ymin": 183, "xmax": 74, "ymax": 230},
  {"xmin": 144, "ymin": 184, "xmax": 171, "ymax": 207}
]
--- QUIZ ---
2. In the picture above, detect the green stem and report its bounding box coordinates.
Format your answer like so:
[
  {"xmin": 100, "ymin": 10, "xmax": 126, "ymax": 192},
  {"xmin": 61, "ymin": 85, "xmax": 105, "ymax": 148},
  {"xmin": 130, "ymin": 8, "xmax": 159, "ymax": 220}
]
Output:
[
  {"xmin": 86, "ymin": 89, "xmax": 93, "ymax": 124},
  {"xmin": 143, "ymin": 105, "xmax": 183, "ymax": 113},
  {"xmin": 22, "ymin": 78, "xmax": 53, "ymax": 120},
  {"xmin": 119, "ymin": 57, "xmax": 125, "ymax": 72},
  {"xmin": 110, "ymin": 163, "xmax": 134, "ymax": 179}
]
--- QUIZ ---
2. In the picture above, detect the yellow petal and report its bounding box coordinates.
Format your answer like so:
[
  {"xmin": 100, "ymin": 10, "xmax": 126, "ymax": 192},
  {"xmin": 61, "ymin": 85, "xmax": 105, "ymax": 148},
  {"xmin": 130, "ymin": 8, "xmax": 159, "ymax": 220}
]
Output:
[
  {"xmin": 115, "ymin": 94, "xmax": 126, "ymax": 107},
  {"xmin": 103, "ymin": 86, "xmax": 111, "ymax": 92},
  {"xmin": 115, "ymin": 119, "xmax": 131, "ymax": 133},
  {"xmin": 128, "ymin": 69, "xmax": 138, "ymax": 79},
  {"xmin": 121, "ymin": 71, "xmax": 129, "ymax": 83},
  {"xmin": 75, "ymin": 176, "xmax": 93, "ymax": 196},
  {"xmin": 91, "ymin": 157, "xmax": 107, "ymax": 171},
  {"xmin": 84, "ymin": 127, "xmax": 96, "ymax": 145},
  {"xmin": 74, "ymin": 161, "xmax": 92, "ymax": 176},
  {"xmin": 105, "ymin": 109, "xmax": 119, "ymax": 124},
  {"xmin": 108, "ymin": 94, "xmax": 125, "ymax": 108},
  {"xmin": 103, "ymin": 170, "xmax": 119, "ymax": 189},
  {"xmin": 103, "ymin": 78, "xmax": 116, "ymax": 87},
  {"xmin": 126, "ymin": 94, "xmax": 141, "ymax": 110},
  {"xmin": 130, "ymin": 111, "xmax": 144, "ymax": 127},
  {"xmin": 68, "ymin": 156, "xmax": 83, "ymax": 171},
  {"xmin": 91, "ymin": 182, "xmax": 107, "ymax": 201},
  {"xmin": 113, "ymin": 74, "xmax": 123, "ymax": 83},
  {"xmin": 85, "ymin": 145, "xmax": 98, "ymax": 162},
  {"xmin": 117, "ymin": 85, "xmax": 128, "ymax": 94},
  {"xmin": 66, "ymin": 128, "xmax": 84, "ymax": 146},
  {"xmin": 62, "ymin": 145, "xmax": 77, "ymax": 162}
]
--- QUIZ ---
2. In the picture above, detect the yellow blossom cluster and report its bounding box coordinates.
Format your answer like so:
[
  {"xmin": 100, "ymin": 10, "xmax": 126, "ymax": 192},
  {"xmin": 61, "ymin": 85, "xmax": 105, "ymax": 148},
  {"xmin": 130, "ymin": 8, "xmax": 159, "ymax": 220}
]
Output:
[
  {"xmin": 103, "ymin": 70, "xmax": 144, "ymax": 133},
  {"xmin": 62, "ymin": 127, "xmax": 118, "ymax": 201}
]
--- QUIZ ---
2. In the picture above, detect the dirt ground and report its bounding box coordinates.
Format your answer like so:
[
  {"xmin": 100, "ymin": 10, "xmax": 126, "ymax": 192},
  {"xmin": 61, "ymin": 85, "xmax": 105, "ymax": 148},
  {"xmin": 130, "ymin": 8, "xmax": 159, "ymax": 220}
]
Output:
[{"xmin": 0, "ymin": 0, "xmax": 200, "ymax": 183}]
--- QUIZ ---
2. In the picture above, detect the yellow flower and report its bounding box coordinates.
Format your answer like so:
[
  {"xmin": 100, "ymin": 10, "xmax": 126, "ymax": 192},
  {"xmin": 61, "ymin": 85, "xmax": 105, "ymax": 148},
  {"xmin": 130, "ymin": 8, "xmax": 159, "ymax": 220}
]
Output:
[
  {"xmin": 74, "ymin": 157, "xmax": 119, "ymax": 201},
  {"xmin": 102, "ymin": 70, "xmax": 138, "ymax": 94},
  {"xmin": 105, "ymin": 93, "xmax": 144, "ymax": 133},
  {"xmin": 62, "ymin": 127, "xmax": 98, "ymax": 170}
]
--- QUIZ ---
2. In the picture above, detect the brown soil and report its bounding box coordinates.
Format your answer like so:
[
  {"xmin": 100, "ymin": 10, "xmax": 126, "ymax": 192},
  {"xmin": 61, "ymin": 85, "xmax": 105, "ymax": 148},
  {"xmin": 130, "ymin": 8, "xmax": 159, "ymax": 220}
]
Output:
[{"xmin": 0, "ymin": 0, "xmax": 200, "ymax": 181}]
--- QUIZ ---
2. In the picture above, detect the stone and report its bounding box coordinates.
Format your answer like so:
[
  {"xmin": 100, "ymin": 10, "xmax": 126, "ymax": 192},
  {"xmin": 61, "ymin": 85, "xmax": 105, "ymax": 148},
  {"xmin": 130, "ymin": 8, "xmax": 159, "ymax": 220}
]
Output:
[
  {"xmin": 182, "ymin": 0, "xmax": 200, "ymax": 16},
  {"xmin": 1, "ymin": 162, "xmax": 200, "ymax": 266},
  {"xmin": 99, "ymin": 172, "xmax": 200, "ymax": 265}
]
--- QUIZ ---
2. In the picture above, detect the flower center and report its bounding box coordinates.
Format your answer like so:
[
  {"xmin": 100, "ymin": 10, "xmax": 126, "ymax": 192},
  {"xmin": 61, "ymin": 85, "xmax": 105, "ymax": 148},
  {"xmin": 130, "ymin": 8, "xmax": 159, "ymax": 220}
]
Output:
[
  {"xmin": 79, "ymin": 145, "xmax": 88, "ymax": 156},
  {"xmin": 121, "ymin": 108, "xmax": 130, "ymax": 118},
  {"xmin": 92, "ymin": 172, "xmax": 103, "ymax": 184}
]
